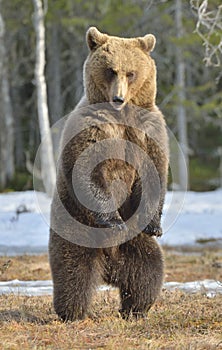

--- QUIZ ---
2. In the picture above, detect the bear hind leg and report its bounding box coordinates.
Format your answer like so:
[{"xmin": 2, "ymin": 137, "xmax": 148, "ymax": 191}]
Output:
[
  {"xmin": 49, "ymin": 232, "xmax": 100, "ymax": 322},
  {"xmin": 53, "ymin": 276, "xmax": 94, "ymax": 322},
  {"xmin": 118, "ymin": 236, "xmax": 164, "ymax": 319}
]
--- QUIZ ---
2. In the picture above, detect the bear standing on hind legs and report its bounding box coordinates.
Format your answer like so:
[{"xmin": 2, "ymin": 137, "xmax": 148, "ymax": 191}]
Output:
[{"xmin": 49, "ymin": 27, "xmax": 169, "ymax": 321}]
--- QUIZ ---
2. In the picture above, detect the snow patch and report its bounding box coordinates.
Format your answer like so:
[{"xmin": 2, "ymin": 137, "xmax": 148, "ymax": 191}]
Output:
[
  {"xmin": 0, "ymin": 279, "xmax": 221, "ymax": 297},
  {"xmin": 164, "ymin": 279, "xmax": 222, "ymax": 298},
  {"xmin": 0, "ymin": 190, "xmax": 222, "ymax": 254}
]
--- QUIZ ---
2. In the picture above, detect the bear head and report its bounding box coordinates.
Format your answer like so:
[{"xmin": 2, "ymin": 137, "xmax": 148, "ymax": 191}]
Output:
[{"xmin": 84, "ymin": 27, "xmax": 157, "ymax": 111}]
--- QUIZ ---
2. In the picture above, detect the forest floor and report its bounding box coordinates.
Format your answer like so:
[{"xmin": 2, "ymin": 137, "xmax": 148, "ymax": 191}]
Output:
[{"xmin": 0, "ymin": 246, "xmax": 222, "ymax": 350}]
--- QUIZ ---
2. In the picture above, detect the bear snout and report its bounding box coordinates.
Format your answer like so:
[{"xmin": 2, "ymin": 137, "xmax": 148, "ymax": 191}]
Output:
[
  {"xmin": 111, "ymin": 95, "xmax": 126, "ymax": 110},
  {"xmin": 113, "ymin": 95, "xmax": 125, "ymax": 104}
]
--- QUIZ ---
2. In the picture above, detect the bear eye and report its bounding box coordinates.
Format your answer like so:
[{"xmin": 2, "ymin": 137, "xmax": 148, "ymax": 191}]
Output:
[
  {"xmin": 126, "ymin": 72, "xmax": 136, "ymax": 82},
  {"xmin": 105, "ymin": 68, "xmax": 117, "ymax": 80}
]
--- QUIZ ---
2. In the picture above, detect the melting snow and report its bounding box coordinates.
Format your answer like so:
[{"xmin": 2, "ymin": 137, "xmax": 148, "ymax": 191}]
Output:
[
  {"xmin": 0, "ymin": 190, "xmax": 221, "ymax": 296},
  {"xmin": 0, "ymin": 190, "xmax": 222, "ymax": 254},
  {"xmin": 0, "ymin": 279, "xmax": 221, "ymax": 297}
]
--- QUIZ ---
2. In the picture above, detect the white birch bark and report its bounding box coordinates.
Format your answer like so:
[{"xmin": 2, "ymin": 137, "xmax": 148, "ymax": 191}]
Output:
[{"xmin": 33, "ymin": 0, "xmax": 56, "ymax": 197}]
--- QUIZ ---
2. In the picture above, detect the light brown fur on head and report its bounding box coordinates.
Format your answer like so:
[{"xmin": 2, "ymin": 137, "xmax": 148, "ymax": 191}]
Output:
[{"xmin": 84, "ymin": 27, "xmax": 157, "ymax": 111}]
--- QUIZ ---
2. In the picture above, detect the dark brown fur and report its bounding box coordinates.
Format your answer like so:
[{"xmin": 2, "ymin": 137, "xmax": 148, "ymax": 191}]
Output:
[
  {"xmin": 49, "ymin": 28, "xmax": 169, "ymax": 321},
  {"xmin": 49, "ymin": 231, "xmax": 164, "ymax": 321}
]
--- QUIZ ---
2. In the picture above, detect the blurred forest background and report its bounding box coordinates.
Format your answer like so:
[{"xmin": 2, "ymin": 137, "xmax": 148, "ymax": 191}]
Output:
[{"xmin": 0, "ymin": 0, "xmax": 221, "ymax": 193}]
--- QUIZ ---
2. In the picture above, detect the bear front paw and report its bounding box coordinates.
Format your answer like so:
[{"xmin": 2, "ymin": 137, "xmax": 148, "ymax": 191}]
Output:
[{"xmin": 95, "ymin": 213, "xmax": 127, "ymax": 231}]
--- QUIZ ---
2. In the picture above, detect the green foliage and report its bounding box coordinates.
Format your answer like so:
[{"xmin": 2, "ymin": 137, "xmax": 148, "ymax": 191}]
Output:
[
  {"xmin": 99, "ymin": 2, "xmax": 142, "ymax": 35},
  {"xmin": 1, "ymin": 0, "xmax": 222, "ymax": 191},
  {"xmin": 1, "ymin": 172, "xmax": 33, "ymax": 193},
  {"xmin": 189, "ymin": 157, "xmax": 219, "ymax": 191}
]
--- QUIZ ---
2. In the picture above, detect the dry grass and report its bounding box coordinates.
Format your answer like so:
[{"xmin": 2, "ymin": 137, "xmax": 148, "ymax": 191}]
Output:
[
  {"xmin": 0, "ymin": 290, "xmax": 221, "ymax": 349},
  {"xmin": 1, "ymin": 247, "xmax": 222, "ymax": 283},
  {"xmin": 0, "ymin": 255, "xmax": 51, "ymax": 281},
  {"xmin": 0, "ymin": 247, "xmax": 222, "ymax": 349}
]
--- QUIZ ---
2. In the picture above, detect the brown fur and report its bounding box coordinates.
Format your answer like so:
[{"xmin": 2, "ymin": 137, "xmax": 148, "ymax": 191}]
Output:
[{"xmin": 49, "ymin": 27, "xmax": 169, "ymax": 321}]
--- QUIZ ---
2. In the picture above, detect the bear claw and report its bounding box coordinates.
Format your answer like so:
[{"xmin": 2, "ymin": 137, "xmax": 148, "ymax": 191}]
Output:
[{"xmin": 96, "ymin": 216, "xmax": 127, "ymax": 231}]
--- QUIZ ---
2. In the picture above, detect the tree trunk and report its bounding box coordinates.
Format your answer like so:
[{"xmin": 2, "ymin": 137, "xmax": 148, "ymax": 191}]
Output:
[
  {"xmin": 47, "ymin": 22, "xmax": 63, "ymax": 151},
  {"xmin": 175, "ymin": 0, "xmax": 189, "ymax": 190},
  {"xmin": 33, "ymin": 0, "xmax": 56, "ymax": 197},
  {"xmin": 0, "ymin": 9, "xmax": 6, "ymax": 188},
  {"xmin": 47, "ymin": 23, "xmax": 63, "ymax": 124},
  {"xmin": 0, "ymin": 2, "xmax": 15, "ymax": 189},
  {"xmin": 12, "ymin": 87, "xmax": 24, "ymax": 168}
]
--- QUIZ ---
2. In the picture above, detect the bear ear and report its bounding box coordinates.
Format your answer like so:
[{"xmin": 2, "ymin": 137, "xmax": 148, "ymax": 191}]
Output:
[
  {"xmin": 86, "ymin": 27, "xmax": 108, "ymax": 51},
  {"xmin": 138, "ymin": 34, "xmax": 156, "ymax": 53}
]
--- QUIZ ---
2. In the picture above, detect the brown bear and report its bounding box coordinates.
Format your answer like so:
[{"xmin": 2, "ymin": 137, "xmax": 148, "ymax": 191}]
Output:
[{"xmin": 49, "ymin": 27, "xmax": 169, "ymax": 321}]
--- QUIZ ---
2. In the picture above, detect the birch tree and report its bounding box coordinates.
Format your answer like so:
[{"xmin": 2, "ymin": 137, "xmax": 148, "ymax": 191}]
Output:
[
  {"xmin": 33, "ymin": 0, "xmax": 56, "ymax": 197},
  {"xmin": 0, "ymin": 1, "xmax": 14, "ymax": 189}
]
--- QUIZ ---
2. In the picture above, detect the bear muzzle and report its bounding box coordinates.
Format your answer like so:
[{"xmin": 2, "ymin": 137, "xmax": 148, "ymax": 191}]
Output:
[
  {"xmin": 113, "ymin": 95, "xmax": 124, "ymax": 104},
  {"xmin": 109, "ymin": 76, "xmax": 128, "ymax": 110},
  {"xmin": 111, "ymin": 96, "xmax": 126, "ymax": 110}
]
